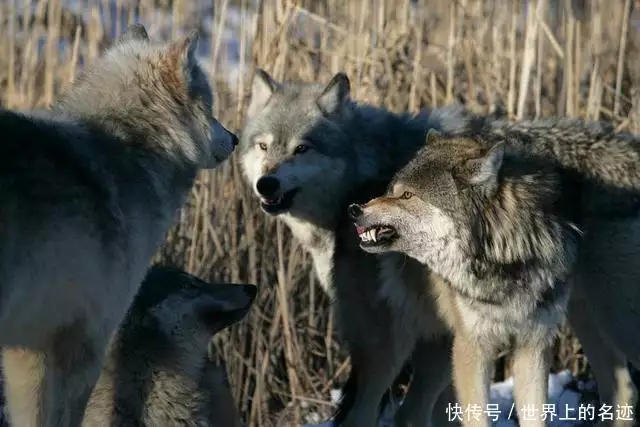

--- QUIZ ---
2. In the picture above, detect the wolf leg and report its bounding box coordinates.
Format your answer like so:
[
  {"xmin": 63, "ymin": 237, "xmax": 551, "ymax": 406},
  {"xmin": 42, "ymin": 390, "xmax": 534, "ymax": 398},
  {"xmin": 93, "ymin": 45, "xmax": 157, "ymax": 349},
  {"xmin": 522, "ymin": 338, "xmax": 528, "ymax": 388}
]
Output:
[
  {"xmin": 336, "ymin": 306, "xmax": 417, "ymax": 427},
  {"xmin": 2, "ymin": 320, "xmax": 107, "ymax": 427},
  {"xmin": 452, "ymin": 333, "xmax": 492, "ymax": 427},
  {"xmin": 512, "ymin": 342, "xmax": 552, "ymax": 427},
  {"xmin": 432, "ymin": 383, "xmax": 461, "ymax": 427},
  {"xmin": 568, "ymin": 288, "xmax": 637, "ymax": 427},
  {"xmin": 2, "ymin": 347, "xmax": 46, "ymax": 427},
  {"xmin": 338, "ymin": 342, "xmax": 416, "ymax": 427},
  {"xmin": 395, "ymin": 335, "xmax": 454, "ymax": 427}
]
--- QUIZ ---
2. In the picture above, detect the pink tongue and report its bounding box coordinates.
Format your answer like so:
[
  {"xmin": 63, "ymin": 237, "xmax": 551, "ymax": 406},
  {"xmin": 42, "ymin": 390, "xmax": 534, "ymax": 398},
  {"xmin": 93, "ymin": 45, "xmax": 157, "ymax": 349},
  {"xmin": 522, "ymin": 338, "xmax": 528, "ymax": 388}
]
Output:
[{"xmin": 355, "ymin": 225, "xmax": 366, "ymax": 234}]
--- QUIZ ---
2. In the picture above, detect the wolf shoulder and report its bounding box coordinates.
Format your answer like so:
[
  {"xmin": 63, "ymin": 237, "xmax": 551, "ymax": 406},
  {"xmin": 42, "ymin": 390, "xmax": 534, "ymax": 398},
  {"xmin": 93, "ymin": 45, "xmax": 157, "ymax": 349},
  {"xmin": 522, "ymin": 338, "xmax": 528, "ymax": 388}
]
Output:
[{"xmin": 0, "ymin": 109, "xmax": 132, "ymax": 233}]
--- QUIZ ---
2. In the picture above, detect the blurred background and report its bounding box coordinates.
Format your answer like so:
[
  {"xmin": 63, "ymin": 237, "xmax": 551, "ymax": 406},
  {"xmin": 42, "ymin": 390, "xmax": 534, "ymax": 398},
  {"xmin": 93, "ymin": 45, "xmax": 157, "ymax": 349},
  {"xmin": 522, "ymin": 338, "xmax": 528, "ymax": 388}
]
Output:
[{"xmin": 1, "ymin": 0, "xmax": 639, "ymax": 425}]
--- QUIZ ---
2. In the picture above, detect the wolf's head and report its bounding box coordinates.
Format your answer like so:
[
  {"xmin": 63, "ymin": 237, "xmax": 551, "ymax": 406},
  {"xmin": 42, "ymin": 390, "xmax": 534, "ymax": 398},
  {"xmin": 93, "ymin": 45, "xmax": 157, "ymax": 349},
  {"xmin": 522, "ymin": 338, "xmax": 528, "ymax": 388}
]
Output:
[
  {"xmin": 239, "ymin": 69, "xmax": 355, "ymax": 219},
  {"xmin": 127, "ymin": 265, "xmax": 257, "ymax": 347},
  {"xmin": 56, "ymin": 24, "xmax": 237, "ymax": 169},
  {"xmin": 86, "ymin": 266, "xmax": 255, "ymax": 425},
  {"xmin": 113, "ymin": 265, "xmax": 256, "ymax": 375},
  {"xmin": 349, "ymin": 131, "xmax": 577, "ymax": 285}
]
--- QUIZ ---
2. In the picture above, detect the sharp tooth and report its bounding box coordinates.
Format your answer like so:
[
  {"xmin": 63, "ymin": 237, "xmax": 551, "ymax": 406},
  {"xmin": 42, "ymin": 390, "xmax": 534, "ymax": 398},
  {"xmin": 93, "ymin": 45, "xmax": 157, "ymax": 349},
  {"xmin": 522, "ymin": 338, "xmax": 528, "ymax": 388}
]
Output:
[{"xmin": 370, "ymin": 230, "xmax": 376, "ymax": 242}]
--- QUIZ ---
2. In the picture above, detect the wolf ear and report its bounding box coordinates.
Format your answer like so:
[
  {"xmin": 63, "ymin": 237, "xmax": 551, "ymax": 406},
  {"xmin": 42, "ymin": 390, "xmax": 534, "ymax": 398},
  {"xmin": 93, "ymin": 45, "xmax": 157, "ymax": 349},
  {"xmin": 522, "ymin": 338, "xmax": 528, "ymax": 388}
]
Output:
[
  {"xmin": 317, "ymin": 72, "xmax": 350, "ymax": 117},
  {"xmin": 196, "ymin": 284, "xmax": 257, "ymax": 332},
  {"xmin": 425, "ymin": 129, "xmax": 441, "ymax": 145},
  {"xmin": 465, "ymin": 142, "xmax": 505, "ymax": 186},
  {"xmin": 168, "ymin": 30, "xmax": 199, "ymax": 79},
  {"xmin": 247, "ymin": 69, "xmax": 278, "ymax": 117},
  {"xmin": 116, "ymin": 24, "xmax": 149, "ymax": 44}
]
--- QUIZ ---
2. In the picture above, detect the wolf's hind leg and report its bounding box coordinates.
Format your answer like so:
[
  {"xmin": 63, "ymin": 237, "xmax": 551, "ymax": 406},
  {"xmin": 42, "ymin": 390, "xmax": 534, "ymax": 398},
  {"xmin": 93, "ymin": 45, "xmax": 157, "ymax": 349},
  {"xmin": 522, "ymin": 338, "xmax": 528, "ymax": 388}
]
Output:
[{"xmin": 2, "ymin": 320, "xmax": 106, "ymax": 427}]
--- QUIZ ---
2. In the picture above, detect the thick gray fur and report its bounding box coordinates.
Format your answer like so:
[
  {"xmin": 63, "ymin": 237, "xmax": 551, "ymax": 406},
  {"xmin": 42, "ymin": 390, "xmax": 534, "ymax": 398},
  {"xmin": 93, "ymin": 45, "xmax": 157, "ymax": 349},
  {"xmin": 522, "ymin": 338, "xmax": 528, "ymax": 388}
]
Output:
[
  {"xmin": 356, "ymin": 111, "xmax": 640, "ymax": 427},
  {"xmin": 83, "ymin": 265, "xmax": 254, "ymax": 426},
  {"xmin": 240, "ymin": 69, "xmax": 469, "ymax": 427},
  {"xmin": 0, "ymin": 24, "xmax": 236, "ymax": 426}
]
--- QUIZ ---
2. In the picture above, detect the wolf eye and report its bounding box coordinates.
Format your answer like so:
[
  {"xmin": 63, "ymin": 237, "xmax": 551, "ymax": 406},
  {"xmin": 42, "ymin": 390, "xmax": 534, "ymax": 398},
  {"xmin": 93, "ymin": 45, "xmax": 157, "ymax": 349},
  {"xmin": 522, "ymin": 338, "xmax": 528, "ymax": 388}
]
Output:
[
  {"xmin": 294, "ymin": 145, "xmax": 308, "ymax": 154},
  {"xmin": 258, "ymin": 143, "xmax": 267, "ymax": 151},
  {"xmin": 399, "ymin": 191, "xmax": 414, "ymax": 200}
]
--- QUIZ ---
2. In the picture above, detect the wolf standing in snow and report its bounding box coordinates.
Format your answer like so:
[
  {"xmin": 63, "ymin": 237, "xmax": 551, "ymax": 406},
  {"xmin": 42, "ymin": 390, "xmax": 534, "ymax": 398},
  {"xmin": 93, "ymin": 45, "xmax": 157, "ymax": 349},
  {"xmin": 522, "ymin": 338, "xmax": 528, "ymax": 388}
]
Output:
[
  {"xmin": 239, "ymin": 69, "xmax": 472, "ymax": 427},
  {"xmin": 0, "ymin": 24, "xmax": 237, "ymax": 426},
  {"xmin": 352, "ymin": 115, "xmax": 640, "ymax": 427},
  {"xmin": 83, "ymin": 265, "xmax": 255, "ymax": 426}
]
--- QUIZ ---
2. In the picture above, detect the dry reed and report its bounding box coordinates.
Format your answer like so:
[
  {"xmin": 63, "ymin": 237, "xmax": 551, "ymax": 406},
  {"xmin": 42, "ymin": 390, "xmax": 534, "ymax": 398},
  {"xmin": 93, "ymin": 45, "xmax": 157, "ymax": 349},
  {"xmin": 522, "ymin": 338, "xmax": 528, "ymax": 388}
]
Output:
[{"xmin": 1, "ymin": 0, "xmax": 639, "ymax": 425}]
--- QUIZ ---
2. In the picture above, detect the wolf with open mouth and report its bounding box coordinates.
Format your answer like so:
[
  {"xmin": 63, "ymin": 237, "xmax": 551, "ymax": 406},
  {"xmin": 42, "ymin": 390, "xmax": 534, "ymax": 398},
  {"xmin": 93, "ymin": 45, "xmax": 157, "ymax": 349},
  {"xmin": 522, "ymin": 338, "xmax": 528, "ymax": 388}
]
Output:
[
  {"xmin": 352, "ymin": 116, "xmax": 640, "ymax": 426},
  {"xmin": 239, "ymin": 69, "xmax": 474, "ymax": 427}
]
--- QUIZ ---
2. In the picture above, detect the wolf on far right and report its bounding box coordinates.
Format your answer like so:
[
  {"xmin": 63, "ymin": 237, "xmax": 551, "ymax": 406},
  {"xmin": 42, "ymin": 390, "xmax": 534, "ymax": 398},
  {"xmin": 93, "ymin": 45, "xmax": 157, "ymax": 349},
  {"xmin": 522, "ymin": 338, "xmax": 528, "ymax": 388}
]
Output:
[{"xmin": 351, "ymin": 114, "xmax": 640, "ymax": 427}]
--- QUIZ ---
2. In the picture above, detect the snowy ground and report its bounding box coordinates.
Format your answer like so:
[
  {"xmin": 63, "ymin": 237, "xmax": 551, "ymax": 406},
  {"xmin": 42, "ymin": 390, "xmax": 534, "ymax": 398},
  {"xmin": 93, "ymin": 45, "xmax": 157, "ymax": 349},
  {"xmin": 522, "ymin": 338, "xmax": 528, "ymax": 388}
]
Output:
[{"xmin": 303, "ymin": 370, "xmax": 635, "ymax": 427}]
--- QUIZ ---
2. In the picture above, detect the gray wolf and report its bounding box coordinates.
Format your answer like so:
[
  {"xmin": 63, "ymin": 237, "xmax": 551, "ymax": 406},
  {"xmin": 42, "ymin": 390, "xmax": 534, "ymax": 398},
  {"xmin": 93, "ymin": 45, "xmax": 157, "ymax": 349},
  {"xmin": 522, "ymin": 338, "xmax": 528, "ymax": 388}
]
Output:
[
  {"xmin": 83, "ymin": 265, "xmax": 255, "ymax": 426},
  {"xmin": 0, "ymin": 24, "xmax": 237, "ymax": 426},
  {"xmin": 240, "ymin": 69, "xmax": 468, "ymax": 427},
  {"xmin": 352, "ymin": 115, "xmax": 640, "ymax": 426}
]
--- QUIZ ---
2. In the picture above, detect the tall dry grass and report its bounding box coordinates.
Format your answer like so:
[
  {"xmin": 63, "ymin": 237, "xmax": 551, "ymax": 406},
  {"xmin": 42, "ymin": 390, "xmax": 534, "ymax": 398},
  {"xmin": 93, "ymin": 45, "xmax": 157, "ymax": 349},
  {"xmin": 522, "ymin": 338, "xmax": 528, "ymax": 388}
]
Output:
[{"xmin": 1, "ymin": 0, "xmax": 640, "ymax": 425}]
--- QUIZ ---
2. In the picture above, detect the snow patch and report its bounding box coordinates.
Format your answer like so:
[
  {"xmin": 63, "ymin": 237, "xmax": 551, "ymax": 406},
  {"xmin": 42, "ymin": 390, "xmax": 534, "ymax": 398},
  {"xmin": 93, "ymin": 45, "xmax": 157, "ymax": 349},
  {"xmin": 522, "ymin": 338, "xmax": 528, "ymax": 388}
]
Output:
[{"xmin": 302, "ymin": 371, "xmax": 609, "ymax": 427}]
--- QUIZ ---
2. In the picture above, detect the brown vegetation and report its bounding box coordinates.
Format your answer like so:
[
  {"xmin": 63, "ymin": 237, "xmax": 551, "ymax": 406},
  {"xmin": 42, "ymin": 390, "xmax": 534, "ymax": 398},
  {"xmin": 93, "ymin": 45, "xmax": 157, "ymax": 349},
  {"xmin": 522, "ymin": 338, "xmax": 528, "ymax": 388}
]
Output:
[{"xmin": 1, "ymin": 0, "xmax": 639, "ymax": 425}]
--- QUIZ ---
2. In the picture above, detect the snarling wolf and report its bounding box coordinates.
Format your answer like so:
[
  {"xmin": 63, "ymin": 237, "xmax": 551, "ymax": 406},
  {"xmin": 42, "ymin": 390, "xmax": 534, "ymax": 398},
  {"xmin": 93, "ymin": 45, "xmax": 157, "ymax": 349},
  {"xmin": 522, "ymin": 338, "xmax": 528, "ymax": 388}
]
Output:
[
  {"xmin": 240, "ymin": 69, "xmax": 473, "ymax": 427},
  {"xmin": 353, "ymin": 115, "xmax": 640, "ymax": 426},
  {"xmin": 83, "ymin": 265, "xmax": 255, "ymax": 426},
  {"xmin": 0, "ymin": 24, "xmax": 237, "ymax": 426}
]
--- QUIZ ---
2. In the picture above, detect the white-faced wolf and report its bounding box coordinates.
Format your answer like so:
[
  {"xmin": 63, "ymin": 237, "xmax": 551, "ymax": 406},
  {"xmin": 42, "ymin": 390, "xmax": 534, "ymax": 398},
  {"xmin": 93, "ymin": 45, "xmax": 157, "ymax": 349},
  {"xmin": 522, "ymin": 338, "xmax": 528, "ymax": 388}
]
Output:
[
  {"xmin": 353, "ymin": 115, "xmax": 640, "ymax": 427},
  {"xmin": 0, "ymin": 24, "xmax": 237, "ymax": 426},
  {"xmin": 239, "ymin": 69, "xmax": 477, "ymax": 427}
]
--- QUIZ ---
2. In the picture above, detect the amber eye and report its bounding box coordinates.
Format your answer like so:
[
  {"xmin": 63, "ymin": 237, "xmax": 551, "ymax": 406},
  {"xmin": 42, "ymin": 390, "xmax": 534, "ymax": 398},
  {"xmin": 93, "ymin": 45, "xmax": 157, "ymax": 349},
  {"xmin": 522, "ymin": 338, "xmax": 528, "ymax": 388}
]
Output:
[
  {"xmin": 258, "ymin": 143, "xmax": 267, "ymax": 151},
  {"xmin": 399, "ymin": 191, "xmax": 414, "ymax": 200},
  {"xmin": 294, "ymin": 145, "xmax": 308, "ymax": 154}
]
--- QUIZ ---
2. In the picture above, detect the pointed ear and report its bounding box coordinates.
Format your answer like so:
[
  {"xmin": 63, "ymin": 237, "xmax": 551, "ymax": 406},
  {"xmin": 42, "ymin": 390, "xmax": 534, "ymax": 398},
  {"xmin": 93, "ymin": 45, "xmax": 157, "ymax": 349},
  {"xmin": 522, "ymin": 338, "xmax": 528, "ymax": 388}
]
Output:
[
  {"xmin": 175, "ymin": 30, "xmax": 199, "ymax": 68},
  {"xmin": 247, "ymin": 69, "xmax": 278, "ymax": 117},
  {"xmin": 196, "ymin": 284, "xmax": 257, "ymax": 332},
  {"xmin": 116, "ymin": 24, "xmax": 149, "ymax": 44},
  {"xmin": 465, "ymin": 143, "xmax": 505, "ymax": 185},
  {"xmin": 316, "ymin": 72, "xmax": 350, "ymax": 117},
  {"xmin": 425, "ymin": 129, "xmax": 441, "ymax": 145}
]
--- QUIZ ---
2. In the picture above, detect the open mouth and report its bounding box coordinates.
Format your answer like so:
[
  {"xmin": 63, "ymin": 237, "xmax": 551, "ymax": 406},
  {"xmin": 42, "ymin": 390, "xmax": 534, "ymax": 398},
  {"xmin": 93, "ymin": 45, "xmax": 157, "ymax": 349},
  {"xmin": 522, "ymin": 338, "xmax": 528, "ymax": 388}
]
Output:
[
  {"xmin": 355, "ymin": 224, "xmax": 397, "ymax": 247},
  {"xmin": 260, "ymin": 188, "xmax": 299, "ymax": 215}
]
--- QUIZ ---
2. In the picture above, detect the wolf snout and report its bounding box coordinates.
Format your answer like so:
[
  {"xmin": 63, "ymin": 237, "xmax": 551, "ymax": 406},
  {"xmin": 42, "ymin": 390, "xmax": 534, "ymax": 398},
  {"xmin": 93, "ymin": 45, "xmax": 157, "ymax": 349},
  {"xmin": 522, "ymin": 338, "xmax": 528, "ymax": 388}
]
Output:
[
  {"xmin": 256, "ymin": 176, "xmax": 280, "ymax": 198},
  {"xmin": 348, "ymin": 204, "xmax": 363, "ymax": 220},
  {"xmin": 241, "ymin": 284, "xmax": 258, "ymax": 304},
  {"xmin": 210, "ymin": 120, "xmax": 238, "ymax": 159},
  {"xmin": 221, "ymin": 128, "xmax": 238, "ymax": 150}
]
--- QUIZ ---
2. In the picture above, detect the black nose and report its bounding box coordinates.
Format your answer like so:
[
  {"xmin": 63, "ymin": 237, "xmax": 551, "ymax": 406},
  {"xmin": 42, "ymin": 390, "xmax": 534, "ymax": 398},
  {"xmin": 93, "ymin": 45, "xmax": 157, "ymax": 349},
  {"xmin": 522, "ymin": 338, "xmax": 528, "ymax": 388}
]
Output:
[
  {"xmin": 348, "ymin": 204, "xmax": 363, "ymax": 220},
  {"xmin": 256, "ymin": 176, "xmax": 280, "ymax": 198},
  {"xmin": 231, "ymin": 134, "xmax": 239, "ymax": 146}
]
